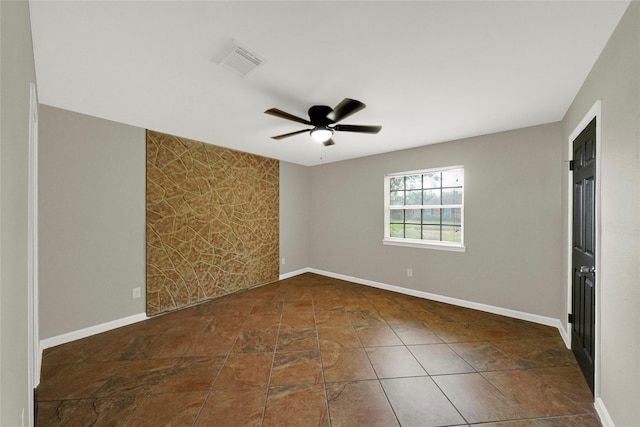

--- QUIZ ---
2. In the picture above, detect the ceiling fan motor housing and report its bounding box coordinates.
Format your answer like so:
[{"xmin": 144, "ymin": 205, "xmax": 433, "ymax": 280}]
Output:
[{"xmin": 308, "ymin": 105, "xmax": 334, "ymax": 126}]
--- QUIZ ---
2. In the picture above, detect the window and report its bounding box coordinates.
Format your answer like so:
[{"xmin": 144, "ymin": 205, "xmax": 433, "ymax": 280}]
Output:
[{"xmin": 384, "ymin": 166, "xmax": 464, "ymax": 251}]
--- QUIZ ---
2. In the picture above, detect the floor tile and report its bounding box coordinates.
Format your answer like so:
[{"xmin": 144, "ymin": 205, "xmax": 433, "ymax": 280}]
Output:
[
  {"xmin": 449, "ymin": 341, "xmax": 521, "ymax": 372},
  {"xmin": 242, "ymin": 313, "xmax": 281, "ymax": 330},
  {"xmin": 280, "ymin": 311, "xmax": 316, "ymax": 329},
  {"xmin": 124, "ymin": 391, "xmax": 207, "ymax": 426},
  {"xmin": 36, "ymin": 273, "xmax": 599, "ymax": 427},
  {"xmin": 213, "ymin": 353, "xmax": 273, "ymax": 389},
  {"xmin": 528, "ymin": 366, "xmax": 595, "ymax": 413},
  {"xmin": 365, "ymin": 346, "xmax": 427, "ymax": 378},
  {"xmin": 321, "ymin": 348, "xmax": 377, "ymax": 382},
  {"xmin": 314, "ymin": 311, "xmax": 351, "ymax": 328},
  {"xmin": 283, "ymin": 300, "xmax": 314, "ymax": 312},
  {"xmin": 355, "ymin": 325, "xmax": 403, "ymax": 347},
  {"xmin": 154, "ymin": 356, "xmax": 225, "ymax": 393},
  {"xmin": 232, "ymin": 329, "xmax": 278, "ymax": 354},
  {"xmin": 182, "ymin": 330, "xmax": 238, "ymax": 357},
  {"xmin": 36, "ymin": 396, "xmax": 144, "ymax": 426},
  {"xmin": 347, "ymin": 309, "xmax": 385, "ymax": 326},
  {"xmin": 317, "ymin": 327, "xmax": 362, "ymax": 350},
  {"xmin": 482, "ymin": 370, "xmax": 588, "ymax": 417},
  {"xmin": 93, "ymin": 358, "xmax": 178, "ymax": 397},
  {"xmin": 489, "ymin": 338, "xmax": 577, "ymax": 369},
  {"xmin": 270, "ymin": 350, "xmax": 323, "ymax": 386},
  {"xmin": 433, "ymin": 373, "xmax": 528, "ymax": 424},
  {"xmin": 194, "ymin": 388, "xmax": 267, "ymax": 426},
  {"xmin": 313, "ymin": 298, "xmax": 346, "ymax": 311},
  {"xmin": 375, "ymin": 306, "xmax": 419, "ymax": 324},
  {"xmin": 250, "ymin": 301, "xmax": 283, "ymax": 315},
  {"xmin": 390, "ymin": 323, "xmax": 443, "ymax": 345},
  {"xmin": 409, "ymin": 344, "xmax": 476, "ymax": 375},
  {"xmin": 38, "ymin": 361, "xmax": 126, "ymax": 400},
  {"xmin": 381, "ymin": 376, "xmax": 467, "ymax": 427},
  {"xmin": 277, "ymin": 328, "xmax": 319, "ymax": 352},
  {"xmin": 533, "ymin": 414, "xmax": 602, "ymax": 427},
  {"xmin": 263, "ymin": 384, "xmax": 328, "ymax": 427},
  {"xmin": 326, "ymin": 380, "xmax": 399, "ymax": 427},
  {"xmin": 426, "ymin": 321, "xmax": 481, "ymax": 343}
]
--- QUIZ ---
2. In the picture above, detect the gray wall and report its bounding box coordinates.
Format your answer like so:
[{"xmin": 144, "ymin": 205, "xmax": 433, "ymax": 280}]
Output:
[
  {"xmin": 280, "ymin": 161, "xmax": 311, "ymax": 275},
  {"xmin": 39, "ymin": 106, "xmax": 146, "ymax": 339},
  {"xmin": 0, "ymin": 0, "xmax": 36, "ymax": 423},
  {"xmin": 308, "ymin": 123, "xmax": 564, "ymax": 320},
  {"xmin": 562, "ymin": 2, "xmax": 639, "ymax": 424}
]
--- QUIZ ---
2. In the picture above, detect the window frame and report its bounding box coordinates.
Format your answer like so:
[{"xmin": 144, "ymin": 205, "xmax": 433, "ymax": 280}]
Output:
[{"xmin": 383, "ymin": 166, "xmax": 465, "ymax": 252}]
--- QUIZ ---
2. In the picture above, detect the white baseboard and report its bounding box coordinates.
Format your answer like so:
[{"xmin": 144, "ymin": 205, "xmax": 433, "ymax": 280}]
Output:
[
  {"xmin": 307, "ymin": 268, "xmax": 564, "ymax": 333},
  {"xmin": 595, "ymin": 398, "xmax": 615, "ymax": 427},
  {"xmin": 558, "ymin": 321, "xmax": 571, "ymax": 349},
  {"xmin": 40, "ymin": 312, "xmax": 148, "ymax": 352},
  {"xmin": 279, "ymin": 267, "xmax": 312, "ymax": 281}
]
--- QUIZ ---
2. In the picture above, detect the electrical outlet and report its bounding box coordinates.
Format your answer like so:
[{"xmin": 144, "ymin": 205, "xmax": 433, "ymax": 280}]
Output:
[
  {"xmin": 407, "ymin": 268, "xmax": 413, "ymax": 277},
  {"xmin": 132, "ymin": 287, "xmax": 141, "ymax": 299},
  {"xmin": 282, "ymin": 257, "xmax": 286, "ymax": 265}
]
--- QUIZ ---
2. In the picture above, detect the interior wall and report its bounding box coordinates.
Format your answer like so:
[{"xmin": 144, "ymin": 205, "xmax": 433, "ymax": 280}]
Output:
[
  {"xmin": 561, "ymin": 2, "xmax": 639, "ymax": 424},
  {"xmin": 146, "ymin": 131, "xmax": 279, "ymax": 315},
  {"xmin": 309, "ymin": 123, "xmax": 564, "ymax": 320},
  {"xmin": 279, "ymin": 161, "xmax": 311, "ymax": 275},
  {"xmin": 0, "ymin": 0, "xmax": 36, "ymax": 423},
  {"xmin": 38, "ymin": 106, "xmax": 147, "ymax": 340}
]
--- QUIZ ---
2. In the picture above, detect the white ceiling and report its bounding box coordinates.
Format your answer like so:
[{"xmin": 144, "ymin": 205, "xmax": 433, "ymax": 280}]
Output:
[{"xmin": 29, "ymin": 1, "xmax": 629, "ymax": 166}]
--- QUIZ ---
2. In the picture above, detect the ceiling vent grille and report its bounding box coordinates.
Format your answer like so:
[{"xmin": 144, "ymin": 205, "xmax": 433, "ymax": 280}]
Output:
[{"xmin": 220, "ymin": 45, "xmax": 263, "ymax": 77}]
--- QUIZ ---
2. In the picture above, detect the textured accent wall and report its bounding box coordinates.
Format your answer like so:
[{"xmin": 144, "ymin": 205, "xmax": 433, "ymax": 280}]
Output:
[{"xmin": 146, "ymin": 130, "xmax": 279, "ymax": 315}]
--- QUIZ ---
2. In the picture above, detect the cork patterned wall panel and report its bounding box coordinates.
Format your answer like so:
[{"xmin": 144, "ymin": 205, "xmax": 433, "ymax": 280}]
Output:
[{"xmin": 146, "ymin": 130, "xmax": 279, "ymax": 315}]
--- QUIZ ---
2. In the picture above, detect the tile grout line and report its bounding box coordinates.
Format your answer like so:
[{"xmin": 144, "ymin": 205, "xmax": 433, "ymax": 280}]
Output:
[
  {"xmin": 259, "ymin": 298, "xmax": 285, "ymax": 427},
  {"xmin": 311, "ymin": 294, "xmax": 334, "ymax": 427},
  {"xmin": 190, "ymin": 302, "xmax": 249, "ymax": 427}
]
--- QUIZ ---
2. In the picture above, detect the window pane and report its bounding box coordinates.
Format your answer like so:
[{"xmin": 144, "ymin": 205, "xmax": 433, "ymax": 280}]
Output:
[
  {"xmin": 385, "ymin": 167, "xmax": 463, "ymax": 248},
  {"xmin": 406, "ymin": 190, "xmax": 422, "ymax": 205},
  {"xmin": 422, "ymin": 225, "xmax": 440, "ymax": 241},
  {"xmin": 390, "ymin": 224, "xmax": 404, "ymax": 238},
  {"xmin": 422, "ymin": 172, "xmax": 440, "ymax": 189},
  {"xmin": 405, "ymin": 209, "xmax": 421, "ymax": 224},
  {"xmin": 442, "ymin": 168, "xmax": 463, "ymax": 187},
  {"xmin": 405, "ymin": 224, "xmax": 421, "ymax": 239},
  {"xmin": 390, "ymin": 191, "xmax": 404, "ymax": 206},
  {"xmin": 390, "ymin": 210, "xmax": 404, "ymax": 223},
  {"xmin": 406, "ymin": 175, "xmax": 422, "ymax": 190},
  {"xmin": 422, "ymin": 208, "xmax": 440, "ymax": 224},
  {"xmin": 442, "ymin": 208, "xmax": 461, "ymax": 226},
  {"xmin": 390, "ymin": 176, "xmax": 404, "ymax": 191},
  {"xmin": 423, "ymin": 189, "xmax": 441, "ymax": 205},
  {"xmin": 442, "ymin": 225, "xmax": 461, "ymax": 242},
  {"xmin": 442, "ymin": 188, "xmax": 462, "ymax": 205}
]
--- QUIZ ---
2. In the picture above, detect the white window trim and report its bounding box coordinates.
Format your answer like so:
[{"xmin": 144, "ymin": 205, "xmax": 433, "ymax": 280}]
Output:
[{"xmin": 383, "ymin": 166, "xmax": 465, "ymax": 252}]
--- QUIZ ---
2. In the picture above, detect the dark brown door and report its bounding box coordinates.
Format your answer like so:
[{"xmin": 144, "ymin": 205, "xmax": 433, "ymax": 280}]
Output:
[{"xmin": 571, "ymin": 117, "xmax": 596, "ymax": 394}]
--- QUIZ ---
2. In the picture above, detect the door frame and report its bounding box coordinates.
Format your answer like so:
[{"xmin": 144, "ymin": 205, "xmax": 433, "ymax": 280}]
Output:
[
  {"xmin": 28, "ymin": 82, "xmax": 40, "ymax": 425},
  {"xmin": 566, "ymin": 100, "xmax": 601, "ymax": 398}
]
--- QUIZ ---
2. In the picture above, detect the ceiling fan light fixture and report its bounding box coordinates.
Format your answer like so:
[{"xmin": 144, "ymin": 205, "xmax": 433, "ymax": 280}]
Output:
[{"xmin": 310, "ymin": 127, "xmax": 333, "ymax": 143}]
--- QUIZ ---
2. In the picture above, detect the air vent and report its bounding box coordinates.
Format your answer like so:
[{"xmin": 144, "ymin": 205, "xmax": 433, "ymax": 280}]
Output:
[{"xmin": 220, "ymin": 45, "xmax": 263, "ymax": 77}]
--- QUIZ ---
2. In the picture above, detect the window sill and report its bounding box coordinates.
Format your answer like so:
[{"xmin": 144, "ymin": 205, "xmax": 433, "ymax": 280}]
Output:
[{"xmin": 383, "ymin": 238, "xmax": 466, "ymax": 252}]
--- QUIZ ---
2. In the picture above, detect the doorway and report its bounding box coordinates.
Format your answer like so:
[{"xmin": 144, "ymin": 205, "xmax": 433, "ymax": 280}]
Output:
[{"xmin": 570, "ymin": 116, "xmax": 597, "ymax": 394}]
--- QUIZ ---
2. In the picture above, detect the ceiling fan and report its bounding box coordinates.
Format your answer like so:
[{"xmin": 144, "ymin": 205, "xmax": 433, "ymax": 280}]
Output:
[{"xmin": 264, "ymin": 98, "xmax": 382, "ymax": 146}]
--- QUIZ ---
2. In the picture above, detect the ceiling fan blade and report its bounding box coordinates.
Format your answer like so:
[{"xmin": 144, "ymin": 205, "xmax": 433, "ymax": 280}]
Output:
[
  {"xmin": 323, "ymin": 138, "xmax": 336, "ymax": 147},
  {"xmin": 265, "ymin": 108, "xmax": 312, "ymax": 125},
  {"xmin": 330, "ymin": 98, "xmax": 366, "ymax": 123},
  {"xmin": 271, "ymin": 129, "xmax": 311, "ymax": 140},
  {"xmin": 333, "ymin": 124, "xmax": 382, "ymax": 134}
]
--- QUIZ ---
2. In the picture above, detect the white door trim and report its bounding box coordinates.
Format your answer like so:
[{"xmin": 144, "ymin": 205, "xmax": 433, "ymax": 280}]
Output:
[{"xmin": 27, "ymin": 82, "xmax": 40, "ymax": 426}]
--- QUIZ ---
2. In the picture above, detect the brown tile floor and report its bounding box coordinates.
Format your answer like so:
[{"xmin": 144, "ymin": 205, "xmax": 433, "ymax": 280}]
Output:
[{"xmin": 36, "ymin": 273, "xmax": 600, "ymax": 426}]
